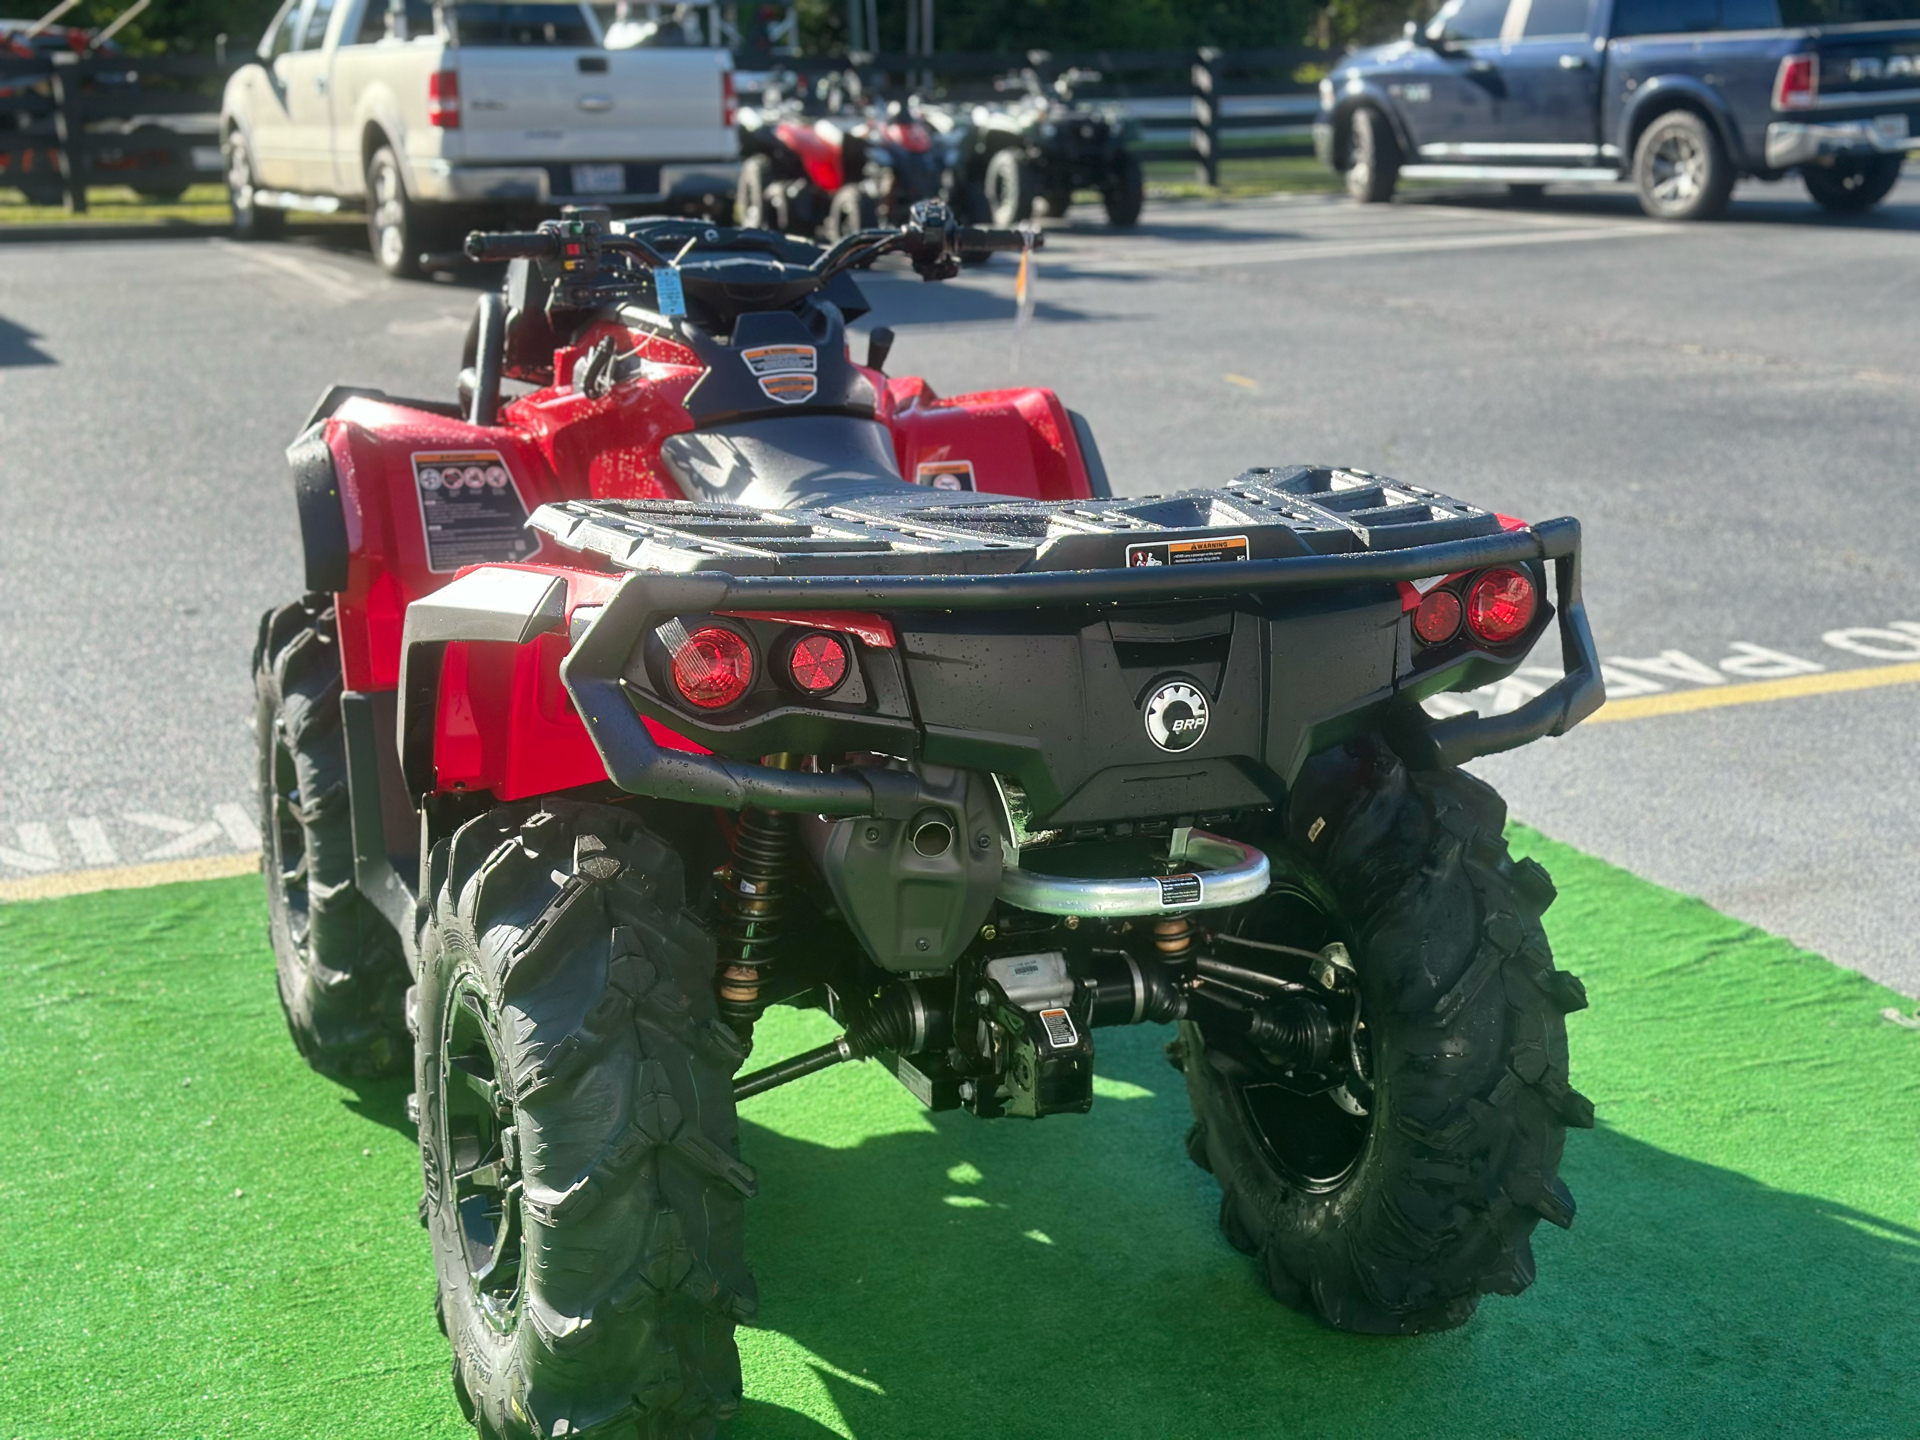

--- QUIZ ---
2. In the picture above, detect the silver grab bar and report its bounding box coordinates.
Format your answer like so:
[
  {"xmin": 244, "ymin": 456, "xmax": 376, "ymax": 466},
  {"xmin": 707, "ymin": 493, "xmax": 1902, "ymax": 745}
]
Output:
[{"xmin": 998, "ymin": 828, "xmax": 1271, "ymax": 917}]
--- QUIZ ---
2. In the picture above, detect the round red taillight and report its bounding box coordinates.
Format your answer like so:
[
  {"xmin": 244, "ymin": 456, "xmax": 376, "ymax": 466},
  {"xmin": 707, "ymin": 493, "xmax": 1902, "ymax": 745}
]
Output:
[
  {"xmin": 1465, "ymin": 569, "xmax": 1537, "ymax": 645},
  {"xmin": 670, "ymin": 626, "xmax": 754, "ymax": 709},
  {"xmin": 788, "ymin": 632, "xmax": 849, "ymax": 694},
  {"xmin": 1413, "ymin": 588, "xmax": 1463, "ymax": 645}
]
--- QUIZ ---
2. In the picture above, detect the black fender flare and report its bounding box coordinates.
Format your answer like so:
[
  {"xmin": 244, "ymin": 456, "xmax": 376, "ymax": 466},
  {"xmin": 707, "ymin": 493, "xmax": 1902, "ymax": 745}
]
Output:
[
  {"xmin": 1618, "ymin": 79, "xmax": 1750, "ymax": 171},
  {"xmin": 285, "ymin": 422, "xmax": 350, "ymax": 593}
]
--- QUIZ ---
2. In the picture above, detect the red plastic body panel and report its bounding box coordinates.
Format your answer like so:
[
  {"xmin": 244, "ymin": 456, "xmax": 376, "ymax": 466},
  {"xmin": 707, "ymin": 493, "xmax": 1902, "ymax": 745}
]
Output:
[
  {"xmin": 776, "ymin": 119, "xmax": 843, "ymax": 192},
  {"xmin": 322, "ymin": 319, "xmax": 1099, "ymax": 796}
]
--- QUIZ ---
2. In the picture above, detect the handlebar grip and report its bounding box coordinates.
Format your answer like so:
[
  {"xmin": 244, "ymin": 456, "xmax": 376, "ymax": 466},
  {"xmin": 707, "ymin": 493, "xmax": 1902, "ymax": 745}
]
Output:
[
  {"xmin": 464, "ymin": 230, "xmax": 560, "ymax": 262},
  {"xmin": 956, "ymin": 227, "xmax": 1042, "ymax": 252}
]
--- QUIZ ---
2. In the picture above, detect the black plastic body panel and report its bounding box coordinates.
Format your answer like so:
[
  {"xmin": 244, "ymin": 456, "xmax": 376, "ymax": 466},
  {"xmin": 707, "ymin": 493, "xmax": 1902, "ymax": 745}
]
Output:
[
  {"xmin": 286, "ymin": 423, "xmax": 350, "ymax": 594},
  {"xmin": 341, "ymin": 689, "xmax": 420, "ymax": 964}
]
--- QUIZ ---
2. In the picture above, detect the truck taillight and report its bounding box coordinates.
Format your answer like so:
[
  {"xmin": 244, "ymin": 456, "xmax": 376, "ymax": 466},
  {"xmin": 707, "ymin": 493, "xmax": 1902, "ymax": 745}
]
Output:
[
  {"xmin": 1773, "ymin": 54, "xmax": 1816, "ymax": 111},
  {"xmin": 722, "ymin": 70, "xmax": 737, "ymax": 129},
  {"xmin": 428, "ymin": 69, "xmax": 461, "ymax": 129}
]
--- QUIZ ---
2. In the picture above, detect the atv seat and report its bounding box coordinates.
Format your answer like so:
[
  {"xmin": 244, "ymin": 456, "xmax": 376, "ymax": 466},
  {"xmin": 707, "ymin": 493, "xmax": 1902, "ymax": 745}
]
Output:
[{"xmin": 661, "ymin": 415, "xmax": 982, "ymax": 512}]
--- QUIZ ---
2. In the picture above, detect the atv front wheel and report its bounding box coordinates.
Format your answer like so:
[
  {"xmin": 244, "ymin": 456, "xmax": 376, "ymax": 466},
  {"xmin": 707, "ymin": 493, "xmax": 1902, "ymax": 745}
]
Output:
[
  {"xmin": 985, "ymin": 147, "xmax": 1036, "ymax": 226},
  {"xmin": 254, "ymin": 596, "xmax": 409, "ymax": 1077},
  {"xmin": 1103, "ymin": 151, "xmax": 1144, "ymax": 227},
  {"xmin": 1182, "ymin": 752, "xmax": 1591, "ymax": 1334},
  {"xmin": 418, "ymin": 800, "xmax": 756, "ymax": 1440}
]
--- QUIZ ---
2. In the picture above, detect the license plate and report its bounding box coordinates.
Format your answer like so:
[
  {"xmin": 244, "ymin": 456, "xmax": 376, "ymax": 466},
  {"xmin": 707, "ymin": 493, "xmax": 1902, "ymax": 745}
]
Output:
[
  {"xmin": 570, "ymin": 163, "xmax": 625, "ymax": 195},
  {"xmin": 1871, "ymin": 113, "xmax": 1910, "ymax": 144}
]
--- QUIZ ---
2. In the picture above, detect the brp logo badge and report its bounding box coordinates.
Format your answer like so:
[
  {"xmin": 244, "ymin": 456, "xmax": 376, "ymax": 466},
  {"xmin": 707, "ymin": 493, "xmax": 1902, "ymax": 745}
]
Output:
[{"xmin": 1144, "ymin": 681, "xmax": 1209, "ymax": 752}]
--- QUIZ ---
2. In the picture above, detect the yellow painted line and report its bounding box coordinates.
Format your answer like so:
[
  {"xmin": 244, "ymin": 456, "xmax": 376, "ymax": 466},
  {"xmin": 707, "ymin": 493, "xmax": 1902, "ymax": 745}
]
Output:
[
  {"xmin": 0, "ymin": 851, "xmax": 259, "ymax": 904},
  {"xmin": 1222, "ymin": 372, "xmax": 1258, "ymax": 390},
  {"xmin": 1588, "ymin": 661, "xmax": 1920, "ymax": 724}
]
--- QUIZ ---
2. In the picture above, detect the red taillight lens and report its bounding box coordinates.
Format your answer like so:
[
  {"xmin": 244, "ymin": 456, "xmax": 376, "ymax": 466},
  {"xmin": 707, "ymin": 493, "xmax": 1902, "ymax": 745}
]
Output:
[
  {"xmin": 671, "ymin": 626, "xmax": 754, "ymax": 708},
  {"xmin": 1773, "ymin": 54, "xmax": 1816, "ymax": 111},
  {"xmin": 1465, "ymin": 569, "xmax": 1537, "ymax": 645},
  {"xmin": 1413, "ymin": 588, "xmax": 1463, "ymax": 645},
  {"xmin": 722, "ymin": 70, "xmax": 737, "ymax": 129},
  {"xmin": 428, "ymin": 69, "xmax": 461, "ymax": 128},
  {"xmin": 788, "ymin": 632, "xmax": 849, "ymax": 693}
]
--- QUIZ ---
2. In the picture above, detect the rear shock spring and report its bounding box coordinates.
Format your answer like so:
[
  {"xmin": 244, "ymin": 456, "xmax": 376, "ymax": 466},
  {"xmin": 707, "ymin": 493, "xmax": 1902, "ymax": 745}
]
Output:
[
  {"xmin": 717, "ymin": 807, "xmax": 797, "ymax": 1041},
  {"xmin": 1152, "ymin": 914, "xmax": 1194, "ymax": 959}
]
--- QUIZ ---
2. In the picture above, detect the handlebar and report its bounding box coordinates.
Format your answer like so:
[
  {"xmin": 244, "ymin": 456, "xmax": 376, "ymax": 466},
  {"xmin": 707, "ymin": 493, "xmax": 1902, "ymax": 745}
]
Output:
[{"xmin": 461, "ymin": 201, "xmax": 1040, "ymax": 303}]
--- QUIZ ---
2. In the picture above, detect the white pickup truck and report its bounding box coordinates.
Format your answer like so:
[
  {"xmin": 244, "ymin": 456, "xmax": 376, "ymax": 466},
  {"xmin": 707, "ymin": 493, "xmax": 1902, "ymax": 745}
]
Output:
[{"xmin": 222, "ymin": 0, "xmax": 738, "ymax": 276}]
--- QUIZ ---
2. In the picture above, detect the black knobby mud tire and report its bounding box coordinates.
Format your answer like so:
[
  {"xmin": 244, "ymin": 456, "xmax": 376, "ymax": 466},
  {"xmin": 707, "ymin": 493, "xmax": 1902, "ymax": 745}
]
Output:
[
  {"xmin": 1103, "ymin": 151, "xmax": 1144, "ymax": 228},
  {"xmin": 985, "ymin": 147, "xmax": 1036, "ymax": 227},
  {"xmin": 825, "ymin": 183, "xmax": 879, "ymax": 242},
  {"xmin": 254, "ymin": 596, "xmax": 410, "ymax": 1077},
  {"xmin": 417, "ymin": 799, "xmax": 756, "ymax": 1440},
  {"xmin": 1182, "ymin": 753, "xmax": 1592, "ymax": 1335}
]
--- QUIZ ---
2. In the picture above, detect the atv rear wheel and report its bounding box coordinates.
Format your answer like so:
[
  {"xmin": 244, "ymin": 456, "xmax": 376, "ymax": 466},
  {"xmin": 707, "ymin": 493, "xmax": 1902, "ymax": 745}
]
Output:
[
  {"xmin": 736, "ymin": 153, "xmax": 781, "ymax": 231},
  {"xmin": 985, "ymin": 147, "xmax": 1036, "ymax": 226},
  {"xmin": 1182, "ymin": 753, "xmax": 1591, "ymax": 1334},
  {"xmin": 826, "ymin": 183, "xmax": 879, "ymax": 241},
  {"xmin": 254, "ymin": 596, "xmax": 409, "ymax": 1077},
  {"xmin": 1103, "ymin": 151, "xmax": 1144, "ymax": 227},
  {"xmin": 418, "ymin": 799, "xmax": 755, "ymax": 1440}
]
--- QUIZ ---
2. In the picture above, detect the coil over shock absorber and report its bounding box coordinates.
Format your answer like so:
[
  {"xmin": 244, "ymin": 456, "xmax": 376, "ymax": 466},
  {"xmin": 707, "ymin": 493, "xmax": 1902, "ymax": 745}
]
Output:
[{"xmin": 717, "ymin": 807, "xmax": 797, "ymax": 1041}]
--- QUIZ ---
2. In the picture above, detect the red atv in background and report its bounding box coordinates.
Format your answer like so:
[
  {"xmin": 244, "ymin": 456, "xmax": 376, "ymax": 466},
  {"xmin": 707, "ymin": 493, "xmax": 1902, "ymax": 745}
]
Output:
[
  {"xmin": 735, "ymin": 72, "xmax": 955, "ymax": 239},
  {"xmin": 254, "ymin": 202, "xmax": 1599, "ymax": 1438}
]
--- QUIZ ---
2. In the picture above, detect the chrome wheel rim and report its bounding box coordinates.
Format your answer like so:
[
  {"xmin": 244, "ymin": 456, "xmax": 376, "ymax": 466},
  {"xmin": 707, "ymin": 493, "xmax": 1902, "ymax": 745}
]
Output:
[
  {"xmin": 369, "ymin": 159, "xmax": 407, "ymax": 269},
  {"xmin": 1648, "ymin": 131, "xmax": 1704, "ymax": 207},
  {"xmin": 228, "ymin": 139, "xmax": 255, "ymax": 215}
]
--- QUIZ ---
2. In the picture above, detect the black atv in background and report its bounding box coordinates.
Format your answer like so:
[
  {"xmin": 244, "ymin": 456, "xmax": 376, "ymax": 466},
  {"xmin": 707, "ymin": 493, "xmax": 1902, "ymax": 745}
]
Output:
[{"xmin": 966, "ymin": 62, "xmax": 1145, "ymax": 227}]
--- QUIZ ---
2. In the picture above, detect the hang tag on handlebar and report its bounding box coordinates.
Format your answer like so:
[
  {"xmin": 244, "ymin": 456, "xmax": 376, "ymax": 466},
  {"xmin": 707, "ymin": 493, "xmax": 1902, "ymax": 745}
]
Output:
[{"xmin": 653, "ymin": 266, "xmax": 687, "ymax": 318}]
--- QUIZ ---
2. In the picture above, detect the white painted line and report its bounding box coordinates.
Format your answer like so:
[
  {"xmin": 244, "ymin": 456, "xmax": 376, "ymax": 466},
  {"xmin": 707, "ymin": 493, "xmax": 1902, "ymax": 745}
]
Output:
[
  {"xmin": 213, "ymin": 802, "xmax": 262, "ymax": 851},
  {"xmin": 67, "ymin": 817, "xmax": 118, "ymax": 866},
  {"xmin": 125, "ymin": 811, "xmax": 230, "ymax": 860},
  {"xmin": 222, "ymin": 242, "xmax": 371, "ymax": 303},
  {"xmin": 0, "ymin": 825, "xmax": 58, "ymax": 873},
  {"xmin": 1104, "ymin": 223, "xmax": 1686, "ymax": 272}
]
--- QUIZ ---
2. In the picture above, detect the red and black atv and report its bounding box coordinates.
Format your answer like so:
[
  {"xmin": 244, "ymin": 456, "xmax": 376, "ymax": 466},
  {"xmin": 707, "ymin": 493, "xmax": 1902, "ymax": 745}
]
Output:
[
  {"xmin": 254, "ymin": 201, "xmax": 1601, "ymax": 1439},
  {"xmin": 735, "ymin": 74, "xmax": 952, "ymax": 240}
]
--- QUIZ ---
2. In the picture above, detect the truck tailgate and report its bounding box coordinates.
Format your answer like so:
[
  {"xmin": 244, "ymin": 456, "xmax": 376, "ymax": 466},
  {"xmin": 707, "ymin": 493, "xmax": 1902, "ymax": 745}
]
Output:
[
  {"xmin": 1814, "ymin": 24, "xmax": 1920, "ymax": 114},
  {"xmin": 455, "ymin": 46, "xmax": 732, "ymax": 162}
]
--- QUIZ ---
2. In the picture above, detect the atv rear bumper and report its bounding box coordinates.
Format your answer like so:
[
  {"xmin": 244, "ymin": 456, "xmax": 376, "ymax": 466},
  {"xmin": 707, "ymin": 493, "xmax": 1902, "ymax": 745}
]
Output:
[{"xmin": 560, "ymin": 516, "xmax": 1601, "ymax": 817}]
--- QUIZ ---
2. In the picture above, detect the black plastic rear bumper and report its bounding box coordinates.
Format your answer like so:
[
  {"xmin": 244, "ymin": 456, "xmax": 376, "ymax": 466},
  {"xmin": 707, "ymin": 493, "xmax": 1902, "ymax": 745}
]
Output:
[{"xmin": 561, "ymin": 516, "xmax": 1602, "ymax": 814}]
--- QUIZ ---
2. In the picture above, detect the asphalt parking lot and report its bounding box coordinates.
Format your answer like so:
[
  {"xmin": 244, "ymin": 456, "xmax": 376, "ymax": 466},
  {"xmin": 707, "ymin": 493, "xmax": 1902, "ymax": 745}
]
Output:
[{"xmin": 1, "ymin": 171, "xmax": 1915, "ymax": 989}]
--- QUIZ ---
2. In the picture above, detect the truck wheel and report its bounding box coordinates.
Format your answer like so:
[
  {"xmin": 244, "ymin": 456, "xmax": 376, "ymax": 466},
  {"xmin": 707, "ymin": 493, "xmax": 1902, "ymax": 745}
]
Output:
[
  {"xmin": 1103, "ymin": 151, "xmax": 1144, "ymax": 227},
  {"xmin": 1801, "ymin": 154, "xmax": 1903, "ymax": 213},
  {"xmin": 418, "ymin": 799, "xmax": 756, "ymax": 1440},
  {"xmin": 825, "ymin": 182, "xmax": 878, "ymax": 241},
  {"xmin": 1632, "ymin": 110, "xmax": 1733, "ymax": 221},
  {"xmin": 254, "ymin": 596, "xmax": 409, "ymax": 1078},
  {"xmin": 736, "ymin": 153, "xmax": 780, "ymax": 230},
  {"xmin": 985, "ymin": 147, "xmax": 1036, "ymax": 226},
  {"xmin": 1345, "ymin": 107, "xmax": 1400, "ymax": 204},
  {"xmin": 366, "ymin": 144, "xmax": 426, "ymax": 277},
  {"xmin": 226, "ymin": 129, "xmax": 283, "ymax": 240},
  {"xmin": 1181, "ymin": 753, "xmax": 1591, "ymax": 1335}
]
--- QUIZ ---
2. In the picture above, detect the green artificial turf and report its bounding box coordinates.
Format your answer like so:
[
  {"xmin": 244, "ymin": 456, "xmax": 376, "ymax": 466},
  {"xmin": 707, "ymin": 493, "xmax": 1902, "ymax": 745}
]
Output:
[{"xmin": 1, "ymin": 827, "xmax": 1915, "ymax": 1439}]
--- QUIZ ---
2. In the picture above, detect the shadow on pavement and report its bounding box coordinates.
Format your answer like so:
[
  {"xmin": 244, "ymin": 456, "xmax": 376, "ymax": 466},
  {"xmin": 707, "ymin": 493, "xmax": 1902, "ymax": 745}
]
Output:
[
  {"xmin": 1402, "ymin": 181, "xmax": 1920, "ymax": 231},
  {"xmin": 0, "ymin": 313, "xmax": 56, "ymax": 367},
  {"xmin": 732, "ymin": 1023, "xmax": 1920, "ymax": 1439}
]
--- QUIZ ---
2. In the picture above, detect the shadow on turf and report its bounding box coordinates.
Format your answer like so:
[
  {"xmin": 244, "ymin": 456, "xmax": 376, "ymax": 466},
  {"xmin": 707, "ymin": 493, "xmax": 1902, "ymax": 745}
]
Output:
[
  {"xmin": 333, "ymin": 1072, "xmax": 417, "ymax": 1138},
  {"xmin": 729, "ymin": 1030, "xmax": 1920, "ymax": 1439}
]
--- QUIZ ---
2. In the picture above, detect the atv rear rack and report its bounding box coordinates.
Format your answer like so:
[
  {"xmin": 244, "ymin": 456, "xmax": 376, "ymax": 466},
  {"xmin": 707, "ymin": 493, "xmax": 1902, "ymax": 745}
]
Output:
[{"xmin": 546, "ymin": 508, "xmax": 1600, "ymax": 818}]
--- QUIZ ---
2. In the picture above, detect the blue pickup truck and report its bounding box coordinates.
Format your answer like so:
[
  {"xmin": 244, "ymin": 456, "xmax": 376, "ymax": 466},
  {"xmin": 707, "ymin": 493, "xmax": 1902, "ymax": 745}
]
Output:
[{"xmin": 1314, "ymin": 0, "xmax": 1920, "ymax": 217}]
